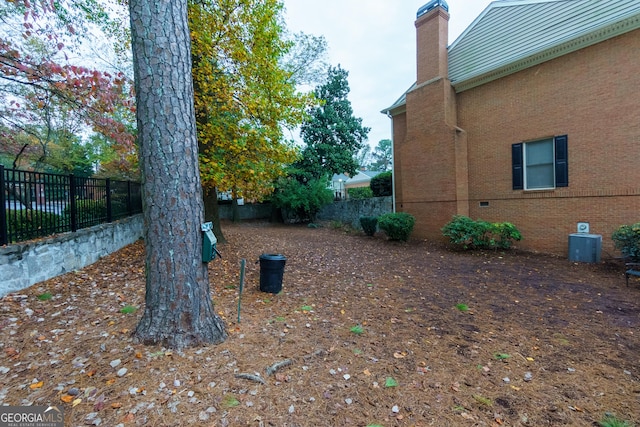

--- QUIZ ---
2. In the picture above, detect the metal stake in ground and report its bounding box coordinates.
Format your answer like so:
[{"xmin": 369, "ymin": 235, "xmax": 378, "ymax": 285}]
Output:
[{"xmin": 237, "ymin": 259, "xmax": 246, "ymax": 323}]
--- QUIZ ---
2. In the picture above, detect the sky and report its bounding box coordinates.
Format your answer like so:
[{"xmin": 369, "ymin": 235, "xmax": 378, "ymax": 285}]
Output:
[{"xmin": 283, "ymin": 0, "xmax": 495, "ymax": 148}]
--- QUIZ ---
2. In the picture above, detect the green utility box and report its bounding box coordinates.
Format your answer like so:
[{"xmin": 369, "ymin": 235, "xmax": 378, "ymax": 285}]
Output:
[{"xmin": 201, "ymin": 222, "xmax": 218, "ymax": 262}]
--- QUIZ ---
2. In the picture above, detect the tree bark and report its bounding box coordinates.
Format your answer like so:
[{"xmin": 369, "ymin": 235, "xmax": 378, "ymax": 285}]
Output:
[{"xmin": 129, "ymin": 0, "xmax": 226, "ymax": 348}]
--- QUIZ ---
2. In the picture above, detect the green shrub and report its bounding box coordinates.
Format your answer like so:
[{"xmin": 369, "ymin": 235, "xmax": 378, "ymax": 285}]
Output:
[
  {"xmin": 348, "ymin": 186, "xmax": 373, "ymax": 200},
  {"xmin": 370, "ymin": 171, "xmax": 392, "ymax": 197},
  {"xmin": 360, "ymin": 216, "xmax": 378, "ymax": 236},
  {"xmin": 441, "ymin": 215, "xmax": 488, "ymax": 249},
  {"xmin": 442, "ymin": 215, "xmax": 522, "ymax": 250},
  {"xmin": 491, "ymin": 221, "xmax": 523, "ymax": 249},
  {"xmin": 612, "ymin": 222, "xmax": 640, "ymax": 261},
  {"xmin": 378, "ymin": 212, "xmax": 415, "ymax": 242},
  {"xmin": 110, "ymin": 197, "xmax": 129, "ymax": 218},
  {"xmin": 6, "ymin": 209, "xmax": 64, "ymax": 242},
  {"xmin": 64, "ymin": 199, "xmax": 107, "ymax": 223},
  {"xmin": 271, "ymin": 177, "xmax": 333, "ymax": 222}
]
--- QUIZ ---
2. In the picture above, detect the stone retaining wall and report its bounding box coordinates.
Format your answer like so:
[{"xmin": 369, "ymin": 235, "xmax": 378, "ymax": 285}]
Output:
[
  {"xmin": 317, "ymin": 196, "xmax": 393, "ymax": 228},
  {"xmin": 0, "ymin": 215, "xmax": 143, "ymax": 297},
  {"xmin": 218, "ymin": 203, "xmax": 272, "ymax": 220}
]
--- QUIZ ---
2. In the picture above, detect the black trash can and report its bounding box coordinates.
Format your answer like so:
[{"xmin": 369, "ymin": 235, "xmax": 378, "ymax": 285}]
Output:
[{"xmin": 259, "ymin": 253, "xmax": 286, "ymax": 293}]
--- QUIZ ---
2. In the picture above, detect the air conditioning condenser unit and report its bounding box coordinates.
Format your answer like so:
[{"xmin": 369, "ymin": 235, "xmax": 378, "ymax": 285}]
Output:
[{"xmin": 568, "ymin": 233, "xmax": 602, "ymax": 263}]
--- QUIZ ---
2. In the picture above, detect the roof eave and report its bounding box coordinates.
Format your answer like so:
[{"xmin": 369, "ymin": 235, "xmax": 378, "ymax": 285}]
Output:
[
  {"xmin": 381, "ymin": 103, "xmax": 407, "ymax": 117},
  {"xmin": 381, "ymin": 83, "xmax": 416, "ymax": 116},
  {"xmin": 452, "ymin": 13, "xmax": 640, "ymax": 92}
]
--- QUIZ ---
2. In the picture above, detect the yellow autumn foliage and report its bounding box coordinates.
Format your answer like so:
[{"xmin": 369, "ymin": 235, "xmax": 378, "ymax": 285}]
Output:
[{"xmin": 189, "ymin": 0, "xmax": 316, "ymax": 200}]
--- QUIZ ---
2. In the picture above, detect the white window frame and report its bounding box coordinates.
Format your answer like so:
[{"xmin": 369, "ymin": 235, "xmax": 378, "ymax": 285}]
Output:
[{"xmin": 523, "ymin": 138, "xmax": 555, "ymax": 190}]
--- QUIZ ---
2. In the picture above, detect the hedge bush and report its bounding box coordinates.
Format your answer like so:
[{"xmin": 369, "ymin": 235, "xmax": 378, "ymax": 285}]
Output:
[
  {"xmin": 63, "ymin": 199, "xmax": 107, "ymax": 224},
  {"xmin": 378, "ymin": 212, "xmax": 415, "ymax": 242},
  {"xmin": 370, "ymin": 171, "xmax": 392, "ymax": 197},
  {"xmin": 359, "ymin": 216, "xmax": 378, "ymax": 236},
  {"xmin": 442, "ymin": 215, "xmax": 522, "ymax": 250},
  {"xmin": 6, "ymin": 210, "xmax": 63, "ymax": 242},
  {"xmin": 271, "ymin": 177, "xmax": 333, "ymax": 222},
  {"xmin": 612, "ymin": 222, "xmax": 640, "ymax": 261},
  {"xmin": 348, "ymin": 187, "xmax": 373, "ymax": 200}
]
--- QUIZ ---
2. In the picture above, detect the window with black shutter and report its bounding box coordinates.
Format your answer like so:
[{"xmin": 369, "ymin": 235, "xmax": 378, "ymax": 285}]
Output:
[{"xmin": 512, "ymin": 135, "xmax": 568, "ymax": 190}]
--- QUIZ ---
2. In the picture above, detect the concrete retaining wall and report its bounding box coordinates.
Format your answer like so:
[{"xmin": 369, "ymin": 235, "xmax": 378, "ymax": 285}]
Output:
[{"xmin": 0, "ymin": 215, "xmax": 143, "ymax": 297}]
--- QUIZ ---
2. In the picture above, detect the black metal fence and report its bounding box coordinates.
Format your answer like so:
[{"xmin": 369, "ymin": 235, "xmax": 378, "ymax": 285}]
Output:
[{"xmin": 1, "ymin": 165, "xmax": 142, "ymax": 245}]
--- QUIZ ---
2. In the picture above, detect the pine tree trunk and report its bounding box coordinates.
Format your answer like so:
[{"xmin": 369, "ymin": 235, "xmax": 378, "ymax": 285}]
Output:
[{"xmin": 129, "ymin": 0, "xmax": 226, "ymax": 348}]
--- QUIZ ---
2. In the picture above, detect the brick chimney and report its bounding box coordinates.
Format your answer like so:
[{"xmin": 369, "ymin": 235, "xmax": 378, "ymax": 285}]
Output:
[{"xmin": 415, "ymin": 0, "xmax": 449, "ymax": 85}]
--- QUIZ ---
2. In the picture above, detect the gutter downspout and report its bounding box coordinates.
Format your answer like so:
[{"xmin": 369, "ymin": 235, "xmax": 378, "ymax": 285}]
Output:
[{"xmin": 387, "ymin": 111, "xmax": 396, "ymax": 213}]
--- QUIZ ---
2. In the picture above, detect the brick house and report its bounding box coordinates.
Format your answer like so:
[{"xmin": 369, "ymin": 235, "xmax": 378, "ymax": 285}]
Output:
[
  {"xmin": 330, "ymin": 170, "xmax": 383, "ymax": 200},
  {"xmin": 383, "ymin": 0, "xmax": 640, "ymax": 256}
]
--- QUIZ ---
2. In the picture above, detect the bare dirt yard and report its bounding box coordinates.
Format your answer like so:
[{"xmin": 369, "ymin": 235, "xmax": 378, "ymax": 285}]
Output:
[{"xmin": 1, "ymin": 221, "xmax": 639, "ymax": 426}]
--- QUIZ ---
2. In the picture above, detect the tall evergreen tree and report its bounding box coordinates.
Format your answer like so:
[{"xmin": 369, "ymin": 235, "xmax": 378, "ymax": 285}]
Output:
[
  {"xmin": 370, "ymin": 139, "xmax": 393, "ymax": 171},
  {"xmin": 294, "ymin": 65, "xmax": 369, "ymax": 181},
  {"xmin": 355, "ymin": 143, "xmax": 372, "ymax": 170}
]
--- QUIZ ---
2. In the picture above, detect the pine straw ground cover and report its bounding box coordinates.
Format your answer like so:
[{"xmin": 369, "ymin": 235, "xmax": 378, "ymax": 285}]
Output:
[{"xmin": 1, "ymin": 221, "xmax": 639, "ymax": 427}]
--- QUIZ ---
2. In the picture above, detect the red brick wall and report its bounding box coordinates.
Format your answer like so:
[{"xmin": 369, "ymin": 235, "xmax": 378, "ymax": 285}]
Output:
[
  {"xmin": 415, "ymin": 8, "xmax": 449, "ymax": 84},
  {"xmin": 394, "ymin": 29, "xmax": 640, "ymax": 255},
  {"xmin": 459, "ymin": 30, "xmax": 640, "ymax": 255},
  {"xmin": 395, "ymin": 78, "xmax": 459, "ymax": 241}
]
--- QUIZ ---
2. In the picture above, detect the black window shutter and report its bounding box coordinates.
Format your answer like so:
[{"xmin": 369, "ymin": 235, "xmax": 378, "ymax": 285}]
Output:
[
  {"xmin": 554, "ymin": 135, "xmax": 568, "ymax": 187},
  {"xmin": 512, "ymin": 143, "xmax": 523, "ymax": 190}
]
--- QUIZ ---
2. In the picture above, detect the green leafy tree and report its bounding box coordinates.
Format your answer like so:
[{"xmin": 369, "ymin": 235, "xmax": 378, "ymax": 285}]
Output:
[
  {"xmin": 282, "ymin": 32, "xmax": 328, "ymax": 86},
  {"xmin": 271, "ymin": 175, "xmax": 333, "ymax": 222},
  {"xmin": 0, "ymin": 0, "xmax": 135, "ymax": 170},
  {"xmin": 189, "ymin": 0, "xmax": 322, "ymax": 237},
  {"xmin": 294, "ymin": 65, "xmax": 370, "ymax": 181},
  {"xmin": 355, "ymin": 143, "xmax": 372, "ymax": 170},
  {"xmin": 44, "ymin": 131, "xmax": 94, "ymax": 176},
  {"xmin": 370, "ymin": 139, "xmax": 392, "ymax": 171},
  {"xmin": 88, "ymin": 109, "xmax": 140, "ymax": 181}
]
